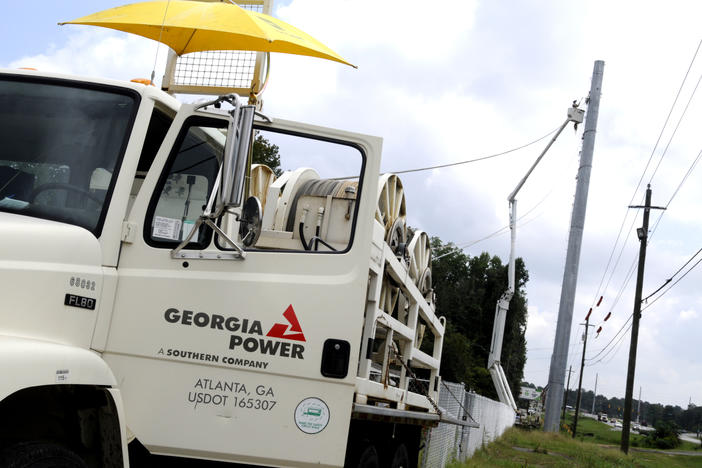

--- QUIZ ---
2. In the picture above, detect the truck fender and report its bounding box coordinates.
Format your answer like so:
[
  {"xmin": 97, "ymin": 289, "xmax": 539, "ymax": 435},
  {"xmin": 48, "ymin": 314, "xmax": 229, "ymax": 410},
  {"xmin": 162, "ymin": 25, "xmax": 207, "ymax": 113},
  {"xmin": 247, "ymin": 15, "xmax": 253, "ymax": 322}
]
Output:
[{"xmin": 0, "ymin": 334, "xmax": 117, "ymax": 401}]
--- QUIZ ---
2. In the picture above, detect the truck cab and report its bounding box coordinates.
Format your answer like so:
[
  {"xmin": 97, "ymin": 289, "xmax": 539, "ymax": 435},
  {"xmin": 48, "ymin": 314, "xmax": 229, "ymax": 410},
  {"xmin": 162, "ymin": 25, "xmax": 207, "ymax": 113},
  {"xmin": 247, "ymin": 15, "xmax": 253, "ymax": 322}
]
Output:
[{"xmin": 0, "ymin": 67, "xmax": 399, "ymax": 467}]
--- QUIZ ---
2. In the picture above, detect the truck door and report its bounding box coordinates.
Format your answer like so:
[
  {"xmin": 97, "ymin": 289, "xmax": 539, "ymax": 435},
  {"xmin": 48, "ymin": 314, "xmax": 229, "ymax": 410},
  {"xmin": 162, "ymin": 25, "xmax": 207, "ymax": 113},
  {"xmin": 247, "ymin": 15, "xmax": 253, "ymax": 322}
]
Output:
[{"xmin": 104, "ymin": 103, "xmax": 381, "ymax": 468}]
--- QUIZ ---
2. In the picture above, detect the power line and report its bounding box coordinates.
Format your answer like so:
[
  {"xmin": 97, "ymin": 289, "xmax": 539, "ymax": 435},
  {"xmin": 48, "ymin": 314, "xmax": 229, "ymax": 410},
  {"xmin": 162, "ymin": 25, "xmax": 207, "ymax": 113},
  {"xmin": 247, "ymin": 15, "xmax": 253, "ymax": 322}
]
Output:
[
  {"xmin": 591, "ymin": 130, "xmax": 702, "ymax": 344},
  {"xmin": 387, "ymin": 124, "xmax": 565, "ymax": 175},
  {"xmin": 649, "ymin": 147, "xmax": 702, "ymax": 238},
  {"xmin": 648, "ymin": 66, "xmax": 702, "ymax": 185},
  {"xmin": 641, "ymin": 253, "xmax": 702, "ymax": 311},
  {"xmin": 596, "ymin": 323, "xmax": 631, "ymax": 366},
  {"xmin": 642, "ymin": 247, "xmax": 702, "ymax": 303},
  {"xmin": 432, "ymin": 190, "xmax": 552, "ymax": 260},
  {"xmin": 587, "ymin": 316, "xmax": 633, "ymax": 365},
  {"xmin": 586, "ymin": 39, "xmax": 702, "ymax": 311},
  {"xmin": 433, "ymin": 139, "xmax": 580, "ymax": 261}
]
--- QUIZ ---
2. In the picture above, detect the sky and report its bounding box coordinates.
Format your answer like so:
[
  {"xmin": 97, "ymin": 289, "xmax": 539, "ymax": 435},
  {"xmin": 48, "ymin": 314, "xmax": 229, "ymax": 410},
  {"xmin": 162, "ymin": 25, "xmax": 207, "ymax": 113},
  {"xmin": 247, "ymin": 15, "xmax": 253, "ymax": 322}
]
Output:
[{"xmin": 2, "ymin": 0, "xmax": 702, "ymax": 409}]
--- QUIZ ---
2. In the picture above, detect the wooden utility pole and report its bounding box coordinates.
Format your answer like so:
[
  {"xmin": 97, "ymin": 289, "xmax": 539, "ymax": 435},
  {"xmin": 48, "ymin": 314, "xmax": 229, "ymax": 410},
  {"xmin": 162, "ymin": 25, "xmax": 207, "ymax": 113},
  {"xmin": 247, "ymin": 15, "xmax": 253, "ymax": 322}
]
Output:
[
  {"xmin": 562, "ymin": 365, "xmax": 574, "ymax": 422},
  {"xmin": 572, "ymin": 316, "xmax": 595, "ymax": 438},
  {"xmin": 621, "ymin": 185, "xmax": 663, "ymax": 453}
]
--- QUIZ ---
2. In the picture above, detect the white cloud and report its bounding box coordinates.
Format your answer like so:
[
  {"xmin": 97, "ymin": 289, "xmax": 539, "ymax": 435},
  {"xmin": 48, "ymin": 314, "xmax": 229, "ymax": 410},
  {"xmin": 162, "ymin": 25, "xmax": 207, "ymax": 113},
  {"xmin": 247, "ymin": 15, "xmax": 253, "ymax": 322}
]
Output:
[
  {"xmin": 679, "ymin": 308, "xmax": 698, "ymax": 321},
  {"xmin": 3, "ymin": 0, "xmax": 702, "ymax": 407},
  {"xmin": 277, "ymin": 0, "xmax": 478, "ymax": 63},
  {"xmin": 6, "ymin": 29, "xmax": 168, "ymax": 85}
]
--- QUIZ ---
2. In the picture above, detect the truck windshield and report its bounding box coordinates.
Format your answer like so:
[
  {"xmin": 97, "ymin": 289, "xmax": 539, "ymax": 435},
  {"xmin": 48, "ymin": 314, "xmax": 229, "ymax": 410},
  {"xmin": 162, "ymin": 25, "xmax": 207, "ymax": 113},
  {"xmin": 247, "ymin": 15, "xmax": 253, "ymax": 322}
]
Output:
[{"xmin": 0, "ymin": 76, "xmax": 138, "ymax": 235}]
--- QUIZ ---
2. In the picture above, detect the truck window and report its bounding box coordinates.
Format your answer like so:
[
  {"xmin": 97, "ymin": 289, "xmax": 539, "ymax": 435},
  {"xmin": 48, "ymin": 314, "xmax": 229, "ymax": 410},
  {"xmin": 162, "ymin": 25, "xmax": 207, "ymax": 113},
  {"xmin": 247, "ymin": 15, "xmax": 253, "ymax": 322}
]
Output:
[
  {"xmin": 0, "ymin": 76, "xmax": 138, "ymax": 236},
  {"xmin": 146, "ymin": 117, "xmax": 224, "ymax": 248},
  {"xmin": 245, "ymin": 128, "xmax": 364, "ymax": 253}
]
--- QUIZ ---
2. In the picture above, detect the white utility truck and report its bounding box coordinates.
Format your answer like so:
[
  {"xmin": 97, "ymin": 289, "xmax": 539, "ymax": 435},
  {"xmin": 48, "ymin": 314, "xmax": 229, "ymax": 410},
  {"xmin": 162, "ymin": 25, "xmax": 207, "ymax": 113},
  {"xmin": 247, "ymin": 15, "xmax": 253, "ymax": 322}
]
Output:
[{"xmin": 0, "ymin": 49, "xmax": 457, "ymax": 466}]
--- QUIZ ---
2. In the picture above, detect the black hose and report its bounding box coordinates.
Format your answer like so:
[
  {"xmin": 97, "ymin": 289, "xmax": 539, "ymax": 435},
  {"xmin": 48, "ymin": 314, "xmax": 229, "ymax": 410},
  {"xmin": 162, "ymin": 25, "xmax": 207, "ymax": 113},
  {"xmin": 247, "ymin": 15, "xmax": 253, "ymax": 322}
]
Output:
[
  {"xmin": 314, "ymin": 225, "xmax": 320, "ymax": 251},
  {"xmin": 308, "ymin": 237, "xmax": 337, "ymax": 251},
  {"xmin": 299, "ymin": 222, "xmax": 310, "ymax": 250}
]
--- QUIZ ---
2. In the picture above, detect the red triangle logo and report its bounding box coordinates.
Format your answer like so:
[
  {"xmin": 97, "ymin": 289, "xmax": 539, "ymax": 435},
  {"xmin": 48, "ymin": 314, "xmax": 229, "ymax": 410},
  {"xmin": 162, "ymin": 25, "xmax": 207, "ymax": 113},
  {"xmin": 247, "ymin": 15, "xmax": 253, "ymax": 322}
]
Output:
[{"xmin": 266, "ymin": 305, "xmax": 306, "ymax": 342}]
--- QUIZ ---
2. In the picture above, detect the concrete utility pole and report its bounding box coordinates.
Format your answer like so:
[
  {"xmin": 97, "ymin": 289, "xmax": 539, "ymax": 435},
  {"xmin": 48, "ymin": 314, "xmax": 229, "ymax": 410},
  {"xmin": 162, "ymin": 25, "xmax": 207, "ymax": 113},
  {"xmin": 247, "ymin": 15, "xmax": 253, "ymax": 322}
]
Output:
[
  {"xmin": 562, "ymin": 365, "xmax": 574, "ymax": 421},
  {"xmin": 591, "ymin": 373, "xmax": 598, "ymax": 415},
  {"xmin": 621, "ymin": 185, "xmax": 663, "ymax": 453},
  {"xmin": 637, "ymin": 387, "xmax": 642, "ymax": 424},
  {"xmin": 544, "ymin": 60, "xmax": 605, "ymax": 432},
  {"xmin": 572, "ymin": 317, "xmax": 595, "ymax": 437}
]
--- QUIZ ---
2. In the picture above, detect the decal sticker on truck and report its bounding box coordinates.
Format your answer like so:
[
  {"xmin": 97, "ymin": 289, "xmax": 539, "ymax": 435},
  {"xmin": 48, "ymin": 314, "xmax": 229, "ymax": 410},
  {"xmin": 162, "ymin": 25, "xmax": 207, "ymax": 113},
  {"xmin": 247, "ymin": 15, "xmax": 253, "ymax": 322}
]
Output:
[
  {"xmin": 187, "ymin": 378, "xmax": 277, "ymax": 411},
  {"xmin": 157, "ymin": 348, "xmax": 270, "ymax": 369},
  {"xmin": 162, "ymin": 305, "xmax": 306, "ymax": 362},
  {"xmin": 294, "ymin": 397, "xmax": 330, "ymax": 434}
]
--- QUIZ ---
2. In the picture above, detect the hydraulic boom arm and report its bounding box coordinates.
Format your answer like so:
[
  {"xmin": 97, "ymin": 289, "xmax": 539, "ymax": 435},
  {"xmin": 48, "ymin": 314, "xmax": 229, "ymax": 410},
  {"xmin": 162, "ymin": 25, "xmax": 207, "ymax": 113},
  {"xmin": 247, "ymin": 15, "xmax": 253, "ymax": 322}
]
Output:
[{"xmin": 487, "ymin": 104, "xmax": 584, "ymax": 411}]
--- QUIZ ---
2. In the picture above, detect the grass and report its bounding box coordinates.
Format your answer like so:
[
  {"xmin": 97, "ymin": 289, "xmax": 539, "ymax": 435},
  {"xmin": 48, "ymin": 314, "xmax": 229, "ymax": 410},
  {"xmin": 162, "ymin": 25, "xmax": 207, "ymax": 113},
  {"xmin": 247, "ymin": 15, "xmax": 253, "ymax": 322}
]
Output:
[
  {"xmin": 447, "ymin": 417, "xmax": 702, "ymax": 468},
  {"xmin": 562, "ymin": 414, "xmax": 699, "ymax": 451}
]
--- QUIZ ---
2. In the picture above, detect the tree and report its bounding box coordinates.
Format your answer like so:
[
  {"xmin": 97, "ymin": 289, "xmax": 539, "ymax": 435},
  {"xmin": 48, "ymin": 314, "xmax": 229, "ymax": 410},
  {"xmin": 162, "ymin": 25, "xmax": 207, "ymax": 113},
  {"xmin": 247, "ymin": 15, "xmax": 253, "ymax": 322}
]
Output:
[
  {"xmin": 431, "ymin": 237, "xmax": 528, "ymax": 400},
  {"xmin": 251, "ymin": 133, "xmax": 282, "ymax": 176}
]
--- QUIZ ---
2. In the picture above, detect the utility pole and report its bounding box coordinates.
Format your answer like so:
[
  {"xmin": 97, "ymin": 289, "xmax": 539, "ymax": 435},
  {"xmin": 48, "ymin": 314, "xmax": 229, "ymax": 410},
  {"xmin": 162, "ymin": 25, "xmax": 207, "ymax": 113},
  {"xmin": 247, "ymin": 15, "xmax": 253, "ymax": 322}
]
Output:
[
  {"xmin": 621, "ymin": 185, "xmax": 664, "ymax": 453},
  {"xmin": 591, "ymin": 373, "xmax": 598, "ymax": 415},
  {"xmin": 637, "ymin": 387, "xmax": 642, "ymax": 424},
  {"xmin": 544, "ymin": 60, "xmax": 605, "ymax": 432},
  {"xmin": 572, "ymin": 316, "xmax": 595, "ymax": 438},
  {"xmin": 562, "ymin": 365, "xmax": 574, "ymax": 421}
]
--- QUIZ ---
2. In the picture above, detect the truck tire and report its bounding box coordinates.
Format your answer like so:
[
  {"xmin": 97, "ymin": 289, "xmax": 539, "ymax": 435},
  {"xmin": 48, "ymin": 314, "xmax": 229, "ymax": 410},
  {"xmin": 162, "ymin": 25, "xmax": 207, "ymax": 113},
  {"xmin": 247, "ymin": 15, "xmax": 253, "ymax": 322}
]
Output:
[
  {"xmin": 351, "ymin": 444, "xmax": 379, "ymax": 468},
  {"xmin": 0, "ymin": 442, "xmax": 88, "ymax": 468},
  {"xmin": 389, "ymin": 443, "xmax": 409, "ymax": 468}
]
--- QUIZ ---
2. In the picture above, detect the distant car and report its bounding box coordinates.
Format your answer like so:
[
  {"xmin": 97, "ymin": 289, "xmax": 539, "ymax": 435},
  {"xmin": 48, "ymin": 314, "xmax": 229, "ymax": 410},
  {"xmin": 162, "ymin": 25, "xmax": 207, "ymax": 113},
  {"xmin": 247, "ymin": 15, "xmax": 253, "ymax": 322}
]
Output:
[{"xmin": 615, "ymin": 421, "xmax": 622, "ymax": 428}]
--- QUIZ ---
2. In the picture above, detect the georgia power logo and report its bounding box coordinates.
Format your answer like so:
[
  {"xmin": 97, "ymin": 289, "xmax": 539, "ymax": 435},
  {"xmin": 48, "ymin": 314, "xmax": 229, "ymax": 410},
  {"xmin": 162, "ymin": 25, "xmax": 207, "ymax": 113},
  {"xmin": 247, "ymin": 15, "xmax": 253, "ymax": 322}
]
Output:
[
  {"xmin": 267, "ymin": 305, "xmax": 306, "ymax": 341},
  {"xmin": 164, "ymin": 304, "xmax": 307, "ymax": 359},
  {"xmin": 294, "ymin": 397, "xmax": 330, "ymax": 434}
]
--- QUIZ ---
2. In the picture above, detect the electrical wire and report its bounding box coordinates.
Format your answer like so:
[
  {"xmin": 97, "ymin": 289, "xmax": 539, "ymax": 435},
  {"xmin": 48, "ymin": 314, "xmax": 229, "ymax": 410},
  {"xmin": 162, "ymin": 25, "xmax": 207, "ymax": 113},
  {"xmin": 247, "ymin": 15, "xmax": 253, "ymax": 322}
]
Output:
[
  {"xmin": 586, "ymin": 314, "xmax": 633, "ymax": 364},
  {"xmin": 596, "ymin": 323, "xmax": 632, "ymax": 366},
  {"xmin": 386, "ymin": 124, "xmax": 565, "ymax": 175},
  {"xmin": 589, "ymin": 134, "xmax": 702, "ymax": 348},
  {"xmin": 649, "ymin": 147, "xmax": 702, "ymax": 239},
  {"xmin": 433, "ymin": 137, "xmax": 580, "ymax": 261},
  {"xmin": 648, "ymin": 65, "xmax": 702, "ymax": 185},
  {"xmin": 586, "ymin": 39, "xmax": 702, "ymax": 311},
  {"xmin": 431, "ymin": 194, "xmax": 551, "ymax": 261},
  {"xmin": 641, "ymin": 254, "xmax": 702, "ymax": 312},
  {"xmin": 642, "ymin": 247, "xmax": 702, "ymax": 303}
]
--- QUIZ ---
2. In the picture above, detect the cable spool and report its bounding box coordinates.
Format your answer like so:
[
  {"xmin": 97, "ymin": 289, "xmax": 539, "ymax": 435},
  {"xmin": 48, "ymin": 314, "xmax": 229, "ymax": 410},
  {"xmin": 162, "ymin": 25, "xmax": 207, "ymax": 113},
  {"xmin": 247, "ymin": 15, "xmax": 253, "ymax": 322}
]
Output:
[
  {"xmin": 284, "ymin": 178, "xmax": 357, "ymax": 232},
  {"xmin": 408, "ymin": 230, "xmax": 433, "ymax": 304},
  {"xmin": 249, "ymin": 164, "xmax": 276, "ymax": 211},
  {"xmin": 375, "ymin": 174, "xmax": 407, "ymax": 258}
]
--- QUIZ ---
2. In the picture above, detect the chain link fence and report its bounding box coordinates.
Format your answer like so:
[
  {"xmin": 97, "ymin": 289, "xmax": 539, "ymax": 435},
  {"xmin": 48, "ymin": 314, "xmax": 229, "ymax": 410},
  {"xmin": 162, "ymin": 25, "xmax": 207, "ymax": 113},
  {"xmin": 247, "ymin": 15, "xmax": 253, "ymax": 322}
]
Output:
[{"xmin": 420, "ymin": 382, "xmax": 515, "ymax": 467}]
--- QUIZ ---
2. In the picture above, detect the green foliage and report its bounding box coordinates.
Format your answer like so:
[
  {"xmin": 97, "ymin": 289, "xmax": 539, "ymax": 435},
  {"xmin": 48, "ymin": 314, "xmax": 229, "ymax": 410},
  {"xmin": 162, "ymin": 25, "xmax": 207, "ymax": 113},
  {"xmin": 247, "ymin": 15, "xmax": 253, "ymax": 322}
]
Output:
[
  {"xmin": 251, "ymin": 133, "xmax": 282, "ymax": 176},
  {"xmin": 454, "ymin": 427, "xmax": 702, "ymax": 468},
  {"xmin": 431, "ymin": 237, "xmax": 528, "ymax": 398},
  {"xmin": 644, "ymin": 422, "xmax": 682, "ymax": 449}
]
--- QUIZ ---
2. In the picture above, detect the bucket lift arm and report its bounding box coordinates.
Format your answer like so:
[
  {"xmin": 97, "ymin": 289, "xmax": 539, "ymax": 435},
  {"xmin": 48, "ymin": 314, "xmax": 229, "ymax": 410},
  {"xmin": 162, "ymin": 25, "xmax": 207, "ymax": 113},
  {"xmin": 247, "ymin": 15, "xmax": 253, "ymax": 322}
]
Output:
[{"xmin": 488, "ymin": 104, "xmax": 584, "ymax": 411}]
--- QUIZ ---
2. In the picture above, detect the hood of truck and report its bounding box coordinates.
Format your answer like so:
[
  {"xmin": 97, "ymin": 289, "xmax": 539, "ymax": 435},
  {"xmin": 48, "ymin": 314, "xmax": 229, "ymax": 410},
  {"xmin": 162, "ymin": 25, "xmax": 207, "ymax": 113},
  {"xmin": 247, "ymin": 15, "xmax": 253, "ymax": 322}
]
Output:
[{"xmin": 0, "ymin": 212, "xmax": 103, "ymax": 348}]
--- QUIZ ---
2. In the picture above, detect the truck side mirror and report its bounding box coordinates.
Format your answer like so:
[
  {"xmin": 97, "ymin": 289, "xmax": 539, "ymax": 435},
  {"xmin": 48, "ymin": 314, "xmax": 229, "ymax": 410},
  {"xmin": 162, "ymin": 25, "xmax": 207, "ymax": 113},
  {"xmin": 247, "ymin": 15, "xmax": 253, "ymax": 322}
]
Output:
[
  {"xmin": 171, "ymin": 95, "xmax": 257, "ymax": 260},
  {"xmin": 219, "ymin": 103, "xmax": 255, "ymax": 211}
]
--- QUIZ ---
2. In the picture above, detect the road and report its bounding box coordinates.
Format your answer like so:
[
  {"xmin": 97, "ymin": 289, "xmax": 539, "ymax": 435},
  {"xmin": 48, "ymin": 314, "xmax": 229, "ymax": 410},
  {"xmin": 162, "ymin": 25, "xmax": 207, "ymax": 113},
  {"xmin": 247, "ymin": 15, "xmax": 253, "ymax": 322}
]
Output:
[{"xmin": 680, "ymin": 432, "xmax": 701, "ymax": 445}]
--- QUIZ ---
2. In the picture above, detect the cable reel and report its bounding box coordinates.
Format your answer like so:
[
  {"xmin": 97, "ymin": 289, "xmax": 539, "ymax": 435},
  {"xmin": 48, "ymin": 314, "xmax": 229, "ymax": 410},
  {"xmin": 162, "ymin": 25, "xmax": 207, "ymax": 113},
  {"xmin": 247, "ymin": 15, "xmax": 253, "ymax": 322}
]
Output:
[{"xmin": 375, "ymin": 174, "xmax": 407, "ymax": 259}]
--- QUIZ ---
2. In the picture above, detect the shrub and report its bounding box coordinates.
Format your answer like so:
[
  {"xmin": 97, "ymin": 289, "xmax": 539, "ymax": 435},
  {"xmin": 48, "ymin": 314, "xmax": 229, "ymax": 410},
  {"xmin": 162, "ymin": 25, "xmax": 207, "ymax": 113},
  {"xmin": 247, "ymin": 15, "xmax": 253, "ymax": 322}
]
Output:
[{"xmin": 643, "ymin": 422, "xmax": 681, "ymax": 449}]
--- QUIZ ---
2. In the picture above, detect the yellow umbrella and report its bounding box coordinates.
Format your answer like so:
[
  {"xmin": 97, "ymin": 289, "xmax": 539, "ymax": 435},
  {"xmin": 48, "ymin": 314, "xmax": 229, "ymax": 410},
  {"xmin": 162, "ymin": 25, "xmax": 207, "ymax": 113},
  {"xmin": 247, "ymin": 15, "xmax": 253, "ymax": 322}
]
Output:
[{"xmin": 60, "ymin": 0, "xmax": 355, "ymax": 68}]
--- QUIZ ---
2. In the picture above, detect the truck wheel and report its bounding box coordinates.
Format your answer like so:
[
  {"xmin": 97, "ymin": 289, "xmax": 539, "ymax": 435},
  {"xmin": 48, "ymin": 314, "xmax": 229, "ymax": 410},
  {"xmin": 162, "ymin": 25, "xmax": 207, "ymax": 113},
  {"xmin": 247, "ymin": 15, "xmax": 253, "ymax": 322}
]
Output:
[
  {"xmin": 389, "ymin": 443, "xmax": 409, "ymax": 468},
  {"xmin": 352, "ymin": 444, "xmax": 379, "ymax": 468},
  {"xmin": 0, "ymin": 442, "xmax": 88, "ymax": 468}
]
